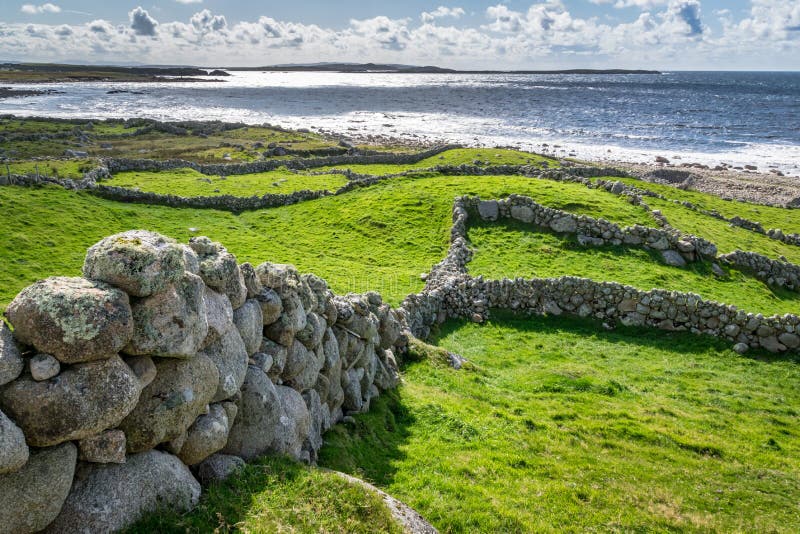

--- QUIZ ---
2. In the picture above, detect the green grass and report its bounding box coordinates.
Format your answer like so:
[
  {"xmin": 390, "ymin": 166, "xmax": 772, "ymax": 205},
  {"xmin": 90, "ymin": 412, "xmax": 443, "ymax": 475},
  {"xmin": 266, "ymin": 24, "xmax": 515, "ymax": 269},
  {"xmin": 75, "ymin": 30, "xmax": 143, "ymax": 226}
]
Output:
[
  {"xmin": 467, "ymin": 219, "xmax": 800, "ymax": 316},
  {"xmin": 644, "ymin": 197, "xmax": 800, "ymax": 264},
  {"xmin": 608, "ymin": 176, "xmax": 800, "ymax": 235},
  {"xmin": 128, "ymin": 455, "xmax": 403, "ymax": 533},
  {"xmin": 320, "ymin": 314, "xmax": 800, "ymax": 533},
  {"xmin": 3, "ymin": 159, "xmax": 96, "ymax": 179},
  {"xmin": 0, "ymin": 175, "xmax": 650, "ymax": 311},
  {"xmin": 108, "ymin": 168, "xmax": 349, "ymax": 196},
  {"xmin": 315, "ymin": 148, "xmax": 558, "ymax": 175}
]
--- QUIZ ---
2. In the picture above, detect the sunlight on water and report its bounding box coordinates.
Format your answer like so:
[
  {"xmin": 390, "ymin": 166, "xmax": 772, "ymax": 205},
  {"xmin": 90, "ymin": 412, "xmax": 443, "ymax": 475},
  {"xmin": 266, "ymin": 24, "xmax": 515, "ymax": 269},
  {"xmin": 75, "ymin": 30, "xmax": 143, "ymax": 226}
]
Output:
[{"xmin": 2, "ymin": 71, "xmax": 799, "ymax": 175}]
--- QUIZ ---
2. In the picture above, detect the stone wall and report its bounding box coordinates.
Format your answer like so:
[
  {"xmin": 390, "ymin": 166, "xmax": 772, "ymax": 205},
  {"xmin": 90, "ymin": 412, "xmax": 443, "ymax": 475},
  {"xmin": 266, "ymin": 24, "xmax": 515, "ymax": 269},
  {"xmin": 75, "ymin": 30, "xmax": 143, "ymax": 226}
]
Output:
[
  {"xmin": 0, "ymin": 230, "xmax": 405, "ymax": 533},
  {"xmin": 400, "ymin": 196, "xmax": 800, "ymax": 355}
]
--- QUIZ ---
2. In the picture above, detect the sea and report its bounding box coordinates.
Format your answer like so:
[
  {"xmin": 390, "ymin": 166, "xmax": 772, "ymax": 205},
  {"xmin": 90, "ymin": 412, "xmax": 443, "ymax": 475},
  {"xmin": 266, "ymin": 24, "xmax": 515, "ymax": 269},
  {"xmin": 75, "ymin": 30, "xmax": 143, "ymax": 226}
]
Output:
[{"xmin": 2, "ymin": 70, "xmax": 799, "ymax": 176}]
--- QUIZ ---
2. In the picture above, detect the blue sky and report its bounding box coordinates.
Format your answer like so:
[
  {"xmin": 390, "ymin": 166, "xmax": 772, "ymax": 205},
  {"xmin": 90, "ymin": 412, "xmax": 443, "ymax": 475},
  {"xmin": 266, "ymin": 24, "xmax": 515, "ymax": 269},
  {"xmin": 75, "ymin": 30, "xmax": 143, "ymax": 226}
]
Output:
[{"xmin": 2, "ymin": 1, "xmax": 798, "ymax": 69}]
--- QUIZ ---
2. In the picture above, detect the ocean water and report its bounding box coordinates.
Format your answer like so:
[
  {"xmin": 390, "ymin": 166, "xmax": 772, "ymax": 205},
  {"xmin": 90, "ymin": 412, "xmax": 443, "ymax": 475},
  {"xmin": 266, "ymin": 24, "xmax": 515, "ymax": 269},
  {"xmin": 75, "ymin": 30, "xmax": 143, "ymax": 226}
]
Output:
[{"xmin": 2, "ymin": 70, "xmax": 799, "ymax": 176}]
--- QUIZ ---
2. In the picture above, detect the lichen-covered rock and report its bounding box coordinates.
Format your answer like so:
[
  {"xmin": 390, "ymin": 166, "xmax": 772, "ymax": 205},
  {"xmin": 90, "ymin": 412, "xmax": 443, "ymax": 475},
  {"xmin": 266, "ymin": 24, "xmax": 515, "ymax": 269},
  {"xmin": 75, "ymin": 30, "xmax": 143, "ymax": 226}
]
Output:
[
  {"xmin": 661, "ymin": 249, "xmax": 687, "ymax": 267},
  {"xmin": 29, "ymin": 353, "xmax": 60, "ymax": 381},
  {"xmin": 296, "ymin": 312, "xmax": 326, "ymax": 350},
  {"xmin": 203, "ymin": 286, "xmax": 234, "ymax": 345},
  {"xmin": 222, "ymin": 365, "xmax": 281, "ymax": 460},
  {"xmin": 550, "ymin": 215, "xmax": 577, "ymax": 234},
  {"xmin": 0, "ymin": 322, "xmax": 24, "ymax": 386},
  {"xmin": 178, "ymin": 403, "xmax": 231, "ymax": 466},
  {"xmin": 0, "ymin": 408, "xmax": 28, "ymax": 475},
  {"xmin": 282, "ymin": 340, "xmax": 311, "ymax": 382},
  {"xmin": 125, "ymin": 272, "xmax": 208, "ymax": 358},
  {"xmin": 255, "ymin": 262, "xmax": 300, "ymax": 295},
  {"xmin": 0, "ymin": 355, "xmax": 140, "ymax": 447},
  {"xmin": 256, "ymin": 288, "xmax": 283, "ymax": 325},
  {"xmin": 0, "ymin": 443, "xmax": 77, "ymax": 534},
  {"xmin": 233, "ymin": 299, "xmax": 263, "ymax": 356},
  {"xmin": 264, "ymin": 292, "xmax": 307, "ymax": 346},
  {"xmin": 78, "ymin": 430, "xmax": 126, "ymax": 464},
  {"xmin": 118, "ymin": 353, "xmax": 218, "ymax": 453},
  {"xmin": 83, "ymin": 230, "xmax": 185, "ymax": 297},
  {"xmin": 44, "ymin": 450, "xmax": 200, "ymax": 534},
  {"xmin": 302, "ymin": 389, "xmax": 327, "ymax": 457},
  {"xmin": 5, "ymin": 277, "xmax": 133, "ymax": 364},
  {"xmin": 342, "ymin": 367, "xmax": 364, "ymax": 413},
  {"xmin": 240, "ymin": 262, "xmax": 262, "ymax": 299},
  {"xmin": 196, "ymin": 453, "xmax": 245, "ymax": 485},
  {"xmin": 286, "ymin": 344, "xmax": 325, "ymax": 393},
  {"xmin": 260, "ymin": 338, "xmax": 288, "ymax": 380},
  {"xmin": 200, "ymin": 327, "xmax": 248, "ymax": 402},
  {"xmin": 190, "ymin": 237, "xmax": 247, "ymax": 309},
  {"xmin": 271, "ymin": 385, "xmax": 310, "ymax": 461},
  {"xmin": 182, "ymin": 245, "xmax": 200, "ymax": 275},
  {"xmin": 124, "ymin": 355, "xmax": 157, "ymax": 388}
]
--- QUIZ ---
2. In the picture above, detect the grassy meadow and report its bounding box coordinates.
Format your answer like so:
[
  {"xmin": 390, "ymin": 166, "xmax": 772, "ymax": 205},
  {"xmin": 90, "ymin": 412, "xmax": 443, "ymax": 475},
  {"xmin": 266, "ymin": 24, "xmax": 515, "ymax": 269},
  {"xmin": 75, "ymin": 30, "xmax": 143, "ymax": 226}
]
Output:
[{"xmin": 3, "ymin": 117, "xmax": 800, "ymax": 532}]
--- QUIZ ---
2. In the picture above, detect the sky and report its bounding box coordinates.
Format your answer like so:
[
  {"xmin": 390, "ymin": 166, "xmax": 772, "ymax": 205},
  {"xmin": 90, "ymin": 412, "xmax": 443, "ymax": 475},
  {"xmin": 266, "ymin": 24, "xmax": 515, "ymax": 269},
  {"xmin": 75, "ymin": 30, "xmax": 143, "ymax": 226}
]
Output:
[{"xmin": 1, "ymin": 1, "xmax": 798, "ymax": 70}]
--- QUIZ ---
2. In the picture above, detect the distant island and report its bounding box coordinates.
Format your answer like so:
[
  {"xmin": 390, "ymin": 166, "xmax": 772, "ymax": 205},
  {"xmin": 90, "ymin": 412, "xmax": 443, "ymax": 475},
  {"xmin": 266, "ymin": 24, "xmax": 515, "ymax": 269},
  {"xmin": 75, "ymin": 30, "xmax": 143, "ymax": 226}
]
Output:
[
  {"xmin": 230, "ymin": 62, "xmax": 661, "ymax": 75},
  {"xmin": 0, "ymin": 62, "xmax": 660, "ymax": 85}
]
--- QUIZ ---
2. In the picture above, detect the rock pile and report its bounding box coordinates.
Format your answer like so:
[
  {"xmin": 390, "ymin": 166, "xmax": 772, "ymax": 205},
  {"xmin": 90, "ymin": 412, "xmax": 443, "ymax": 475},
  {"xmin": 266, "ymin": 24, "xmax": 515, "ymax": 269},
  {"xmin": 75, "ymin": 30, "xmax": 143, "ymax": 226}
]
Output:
[
  {"xmin": 401, "ymin": 196, "xmax": 800, "ymax": 355},
  {"xmin": 0, "ymin": 230, "xmax": 404, "ymax": 533}
]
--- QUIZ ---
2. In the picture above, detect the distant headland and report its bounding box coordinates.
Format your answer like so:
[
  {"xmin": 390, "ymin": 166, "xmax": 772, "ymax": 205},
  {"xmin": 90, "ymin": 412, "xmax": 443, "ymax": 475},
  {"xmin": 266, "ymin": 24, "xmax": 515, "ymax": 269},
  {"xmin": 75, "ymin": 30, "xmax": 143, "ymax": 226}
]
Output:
[{"xmin": 0, "ymin": 61, "xmax": 660, "ymax": 84}]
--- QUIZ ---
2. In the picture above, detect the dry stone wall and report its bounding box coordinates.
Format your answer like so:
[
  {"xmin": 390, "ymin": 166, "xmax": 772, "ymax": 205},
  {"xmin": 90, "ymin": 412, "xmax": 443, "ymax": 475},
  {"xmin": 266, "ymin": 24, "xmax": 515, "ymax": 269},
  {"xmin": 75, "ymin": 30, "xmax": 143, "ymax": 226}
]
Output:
[
  {"xmin": 0, "ymin": 230, "xmax": 405, "ymax": 533},
  {"xmin": 400, "ymin": 195, "xmax": 800, "ymax": 356}
]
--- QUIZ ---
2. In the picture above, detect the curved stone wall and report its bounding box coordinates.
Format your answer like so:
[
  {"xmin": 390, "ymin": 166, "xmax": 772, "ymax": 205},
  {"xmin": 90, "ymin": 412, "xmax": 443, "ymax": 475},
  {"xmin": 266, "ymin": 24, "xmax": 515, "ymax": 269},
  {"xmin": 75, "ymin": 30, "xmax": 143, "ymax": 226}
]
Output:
[{"xmin": 0, "ymin": 230, "xmax": 405, "ymax": 533}]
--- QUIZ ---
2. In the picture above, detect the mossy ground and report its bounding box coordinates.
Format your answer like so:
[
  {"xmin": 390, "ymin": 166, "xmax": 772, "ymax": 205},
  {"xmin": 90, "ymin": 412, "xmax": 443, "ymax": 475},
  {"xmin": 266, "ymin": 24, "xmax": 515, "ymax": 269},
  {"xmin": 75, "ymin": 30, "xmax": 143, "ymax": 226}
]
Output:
[
  {"xmin": 3, "ymin": 118, "xmax": 800, "ymax": 532},
  {"xmin": 128, "ymin": 455, "xmax": 404, "ymax": 533}
]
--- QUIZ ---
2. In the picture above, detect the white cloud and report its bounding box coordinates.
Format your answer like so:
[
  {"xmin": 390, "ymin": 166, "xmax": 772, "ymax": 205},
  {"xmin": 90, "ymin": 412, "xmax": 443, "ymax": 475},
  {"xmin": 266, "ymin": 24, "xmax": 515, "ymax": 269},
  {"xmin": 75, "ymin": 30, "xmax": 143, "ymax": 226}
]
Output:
[
  {"xmin": 129, "ymin": 6, "xmax": 157, "ymax": 37},
  {"xmin": 421, "ymin": 6, "xmax": 466, "ymax": 23},
  {"xmin": 175, "ymin": 0, "xmax": 203, "ymax": 4},
  {"xmin": 20, "ymin": 3, "xmax": 61, "ymax": 15},
  {"xmin": 589, "ymin": 0, "xmax": 669, "ymax": 9},
  {"xmin": 0, "ymin": 1, "xmax": 797, "ymax": 70}
]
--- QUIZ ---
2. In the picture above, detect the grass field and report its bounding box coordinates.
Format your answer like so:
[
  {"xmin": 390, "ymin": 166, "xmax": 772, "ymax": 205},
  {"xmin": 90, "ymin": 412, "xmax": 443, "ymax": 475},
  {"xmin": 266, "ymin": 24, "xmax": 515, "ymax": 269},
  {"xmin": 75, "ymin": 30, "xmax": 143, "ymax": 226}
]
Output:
[
  {"xmin": 0, "ymin": 174, "xmax": 651, "ymax": 311},
  {"xmin": 321, "ymin": 314, "xmax": 800, "ymax": 533},
  {"xmin": 108, "ymin": 168, "xmax": 350, "ymax": 196},
  {"xmin": 4, "ymin": 117, "xmax": 800, "ymax": 533},
  {"xmin": 468, "ymin": 219, "xmax": 800, "ymax": 315}
]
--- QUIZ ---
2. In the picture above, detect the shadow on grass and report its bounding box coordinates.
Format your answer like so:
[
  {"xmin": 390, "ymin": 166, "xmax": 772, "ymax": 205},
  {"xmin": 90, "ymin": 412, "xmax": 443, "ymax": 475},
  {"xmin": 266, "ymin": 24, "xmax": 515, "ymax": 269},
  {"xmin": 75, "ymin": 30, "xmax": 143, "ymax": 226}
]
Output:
[
  {"xmin": 435, "ymin": 308, "xmax": 800, "ymax": 365},
  {"xmin": 127, "ymin": 454, "xmax": 404, "ymax": 533},
  {"xmin": 317, "ymin": 388, "xmax": 416, "ymax": 487}
]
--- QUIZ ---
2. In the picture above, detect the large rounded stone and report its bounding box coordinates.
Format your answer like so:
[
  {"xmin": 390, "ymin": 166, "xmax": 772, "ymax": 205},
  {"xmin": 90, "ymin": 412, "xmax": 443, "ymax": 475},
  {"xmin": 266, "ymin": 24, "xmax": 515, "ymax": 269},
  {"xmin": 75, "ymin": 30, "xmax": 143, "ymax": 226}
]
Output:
[
  {"xmin": 190, "ymin": 237, "xmax": 247, "ymax": 309},
  {"xmin": 118, "ymin": 353, "xmax": 219, "ymax": 453},
  {"xmin": 125, "ymin": 272, "xmax": 209, "ymax": 358},
  {"xmin": 83, "ymin": 230, "xmax": 185, "ymax": 297},
  {"xmin": 0, "ymin": 355, "xmax": 141, "ymax": 447},
  {"xmin": 0, "ymin": 408, "xmax": 28, "ymax": 474},
  {"xmin": 0, "ymin": 443, "xmax": 77, "ymax": 534},
  {"xmin": 271, "ymin": 385, "xmax": 310, "ymax": 461},
  {"xmin": 240, "ymin": 262, "xmax": 262, "ymax": 299},
  {"xmin": 200, "ymin": 327, "xmax": 248, "ymax": 402},
  {"xmin": 286, "ymin": 344, "xmax": 325, "ymax": 393},
  {"xmin": 6, "ymin": 277, "xmax": 133, "ymax": 364},
  {"xmin": 196, "ymin": 453, "xmax": 245, "ymax": 485},
  {"xmin": 255, "ymin": 262, "xmax": 301, "ymax": 295},
  {"xmin": 256, "ymin": 288, "xmax": 283, "ymax": 325},
  {"xmin": 178, "ymin": 403, "xmax": 230, "ymax": 466},
  {"xmin": 222, "ymin": 365, "xmax": 281, "ymax": 460},
  {"xmin": 296, "ymin": 312, "xmax": 326, "ymax": 350},
  {"xmin": 204, "ymin": 286, "xmax": 234, "ymax": 345},
  {"xmin": 44, "ymin": 450, "xmax": 200, "ymax": 534},
  {"xmin": 233, "ymin": 299, "xmax": 263, "ymax": 356},
  {"xmin": 0, "ymin": 322, "xmax": 24, "ymax": 386}
]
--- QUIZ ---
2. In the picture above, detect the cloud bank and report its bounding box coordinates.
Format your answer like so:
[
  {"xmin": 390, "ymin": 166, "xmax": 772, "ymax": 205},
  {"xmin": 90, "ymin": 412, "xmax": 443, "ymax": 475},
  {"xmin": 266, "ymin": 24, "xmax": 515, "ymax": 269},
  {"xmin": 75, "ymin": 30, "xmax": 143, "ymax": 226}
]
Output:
[{"xmin": 1, "ymin": 1, "xmax": 798, "ymax": 69}]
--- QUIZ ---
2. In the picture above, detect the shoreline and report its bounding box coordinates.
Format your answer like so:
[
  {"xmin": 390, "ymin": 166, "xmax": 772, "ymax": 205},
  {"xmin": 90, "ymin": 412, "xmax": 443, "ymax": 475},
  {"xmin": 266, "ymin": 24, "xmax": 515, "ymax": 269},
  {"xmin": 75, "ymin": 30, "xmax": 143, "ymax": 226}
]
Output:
[
  {"xmin": 2, "ymin": 113, "xmax": 798, "ymax": 207},
  {"xmin": 320, "ymin": 127, "xmax": 800, "ymax": 207}
]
